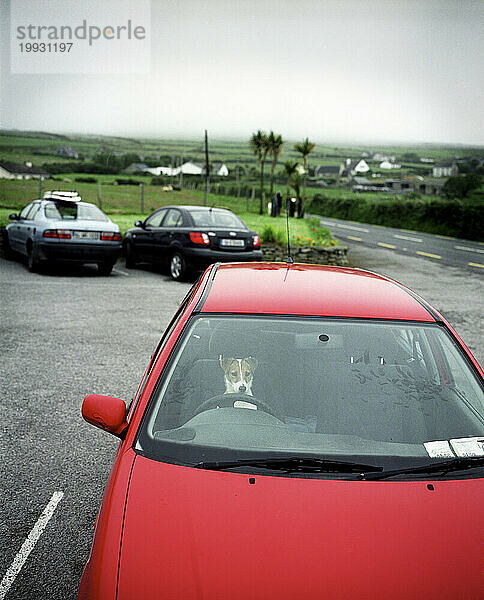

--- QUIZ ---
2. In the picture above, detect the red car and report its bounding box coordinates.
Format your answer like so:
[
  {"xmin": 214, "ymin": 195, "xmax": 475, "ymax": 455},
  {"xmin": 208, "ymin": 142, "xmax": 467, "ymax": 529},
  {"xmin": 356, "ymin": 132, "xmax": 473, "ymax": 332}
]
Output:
[{"xmin": 79, "ymin": 263, "xmax": 484, "ymax": 600}]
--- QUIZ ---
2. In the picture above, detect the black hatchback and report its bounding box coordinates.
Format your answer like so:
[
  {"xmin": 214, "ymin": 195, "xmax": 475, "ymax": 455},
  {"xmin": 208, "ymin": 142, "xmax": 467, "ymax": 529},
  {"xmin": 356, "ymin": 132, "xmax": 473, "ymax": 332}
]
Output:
[{"xmin": 123, "ymin": 205, "xmax": 263, "ymax": 280}]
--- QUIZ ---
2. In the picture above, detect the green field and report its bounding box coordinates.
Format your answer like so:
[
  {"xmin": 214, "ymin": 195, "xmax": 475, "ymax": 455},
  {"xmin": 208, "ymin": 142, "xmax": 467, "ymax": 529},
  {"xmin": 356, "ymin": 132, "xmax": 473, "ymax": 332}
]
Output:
[{"xmin": 2, "ymin": 129, "xmax": 482, "ymax": 174}]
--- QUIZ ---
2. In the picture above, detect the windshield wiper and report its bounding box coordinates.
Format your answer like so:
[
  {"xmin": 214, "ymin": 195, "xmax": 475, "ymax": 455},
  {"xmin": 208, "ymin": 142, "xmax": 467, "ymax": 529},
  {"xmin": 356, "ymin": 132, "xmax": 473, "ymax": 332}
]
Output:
[
  {"xmin": 194, "ymin": 456, "xmax": 383, "ymax": 474},
  {"xmin": 360, "ymin": 456, "xmax": 484, "ymax": 481}
]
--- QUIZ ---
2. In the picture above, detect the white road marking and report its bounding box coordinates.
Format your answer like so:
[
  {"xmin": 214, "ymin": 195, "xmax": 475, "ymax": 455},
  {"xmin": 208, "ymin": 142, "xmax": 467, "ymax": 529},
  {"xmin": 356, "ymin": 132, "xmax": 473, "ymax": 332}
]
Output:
[
  {"xmin": 112, "ymin": 267, "xmax": 130, "ymax": 277},
  {"xmin": 394, "ymin": 234, "xmax": 423, "ymax": 243},
  {"xmin": 0, "ymin": 492, "xmax": 64, "ymax": 600},
  {"xmin": 330, "ymin": 223, "xmax": 369, "ymax": 233},
  {"xmin": 455, "ymin": 245, "xmax": 484, "ymax": 255}
]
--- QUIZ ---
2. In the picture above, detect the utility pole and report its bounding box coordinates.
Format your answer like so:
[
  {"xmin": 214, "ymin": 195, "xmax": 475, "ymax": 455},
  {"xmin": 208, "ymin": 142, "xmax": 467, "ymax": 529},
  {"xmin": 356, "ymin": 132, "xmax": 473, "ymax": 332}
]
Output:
[
  {"xmin": 179, "ymin": 152, "xmax": 184, "ymax": 188},
  {"xmin": 140, "ymin": 183, "xmax": 144, "ymax": 214},
  {"xmin": 203, "ymin": 129, "xmax": 210, "ymax": 206}
]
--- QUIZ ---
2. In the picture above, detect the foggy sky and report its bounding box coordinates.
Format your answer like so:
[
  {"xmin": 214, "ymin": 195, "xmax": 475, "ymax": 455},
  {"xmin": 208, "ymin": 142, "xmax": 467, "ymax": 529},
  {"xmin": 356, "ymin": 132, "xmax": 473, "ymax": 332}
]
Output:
[{"xmin": 1, "ymin": 0, "xmax": 483, "ymax": 145}]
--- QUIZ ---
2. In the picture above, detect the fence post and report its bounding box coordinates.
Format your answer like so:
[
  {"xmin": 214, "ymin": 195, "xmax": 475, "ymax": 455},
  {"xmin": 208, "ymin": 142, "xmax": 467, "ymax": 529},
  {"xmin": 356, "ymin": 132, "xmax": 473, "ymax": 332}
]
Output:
[
  {"xmin": 97, "ymin": 181, "xmax": 102, "ymax": 210},
  {"xmin": 140, "ymin": 183, "xmax": 144, "ymax": 214}
]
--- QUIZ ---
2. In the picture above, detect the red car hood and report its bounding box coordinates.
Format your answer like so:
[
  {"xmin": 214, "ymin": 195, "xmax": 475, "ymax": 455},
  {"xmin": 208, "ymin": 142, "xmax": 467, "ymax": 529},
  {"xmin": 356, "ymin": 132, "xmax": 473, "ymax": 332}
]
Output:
[{"xmin": 118, "ymin": 455, "xmax": 483, "ymax": 600}]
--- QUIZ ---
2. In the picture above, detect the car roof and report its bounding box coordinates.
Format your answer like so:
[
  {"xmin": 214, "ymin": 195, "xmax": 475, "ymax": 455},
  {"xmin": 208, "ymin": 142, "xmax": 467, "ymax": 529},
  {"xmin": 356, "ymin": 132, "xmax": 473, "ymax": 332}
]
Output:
[
  {"xmin": 164, "ymin": 205, "xmax": 235, "ymax": 213},
  {"xmin": 199, "ymin": 262, "xmax": 437, "ymax": 321}
]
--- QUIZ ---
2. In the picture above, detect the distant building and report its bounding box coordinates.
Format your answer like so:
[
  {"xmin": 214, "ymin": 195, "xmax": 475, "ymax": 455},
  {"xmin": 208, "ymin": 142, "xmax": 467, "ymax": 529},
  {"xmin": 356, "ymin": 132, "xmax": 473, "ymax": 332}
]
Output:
[
  {"xmin": 432, "ymin": 161, "xmax": 459, "ymax": 178},
  {"xmin": 0, "ymin": 161, "xmax": 50, "ymax": 180},
  {"xmin": 419, "ymin": 157, "xmax": 435, "ymax": 164},
  {"xmin": 379, "ymin": 160, "xmax": 401, "ymax": 170},
  {"xmin": 314, "ymin": 165, "xmax": 342, "ymax": 178},
  {"xmin": 341, "ymin": 158, "xmax": 370, "ymax": 178},
  {"xmin": 372, "ymin": 153, "xmax": 395, "ymax": 162},
  {"xmin": 56, "ymin": 145, "xmax": 80, "ymax": 159},
  {"xmin": 212, "ymin": 162, "xmax": 229, "ymax": 176},
  {"xmin": 123, "ymin": 162, "xmax": 150, "ymax": 174}
]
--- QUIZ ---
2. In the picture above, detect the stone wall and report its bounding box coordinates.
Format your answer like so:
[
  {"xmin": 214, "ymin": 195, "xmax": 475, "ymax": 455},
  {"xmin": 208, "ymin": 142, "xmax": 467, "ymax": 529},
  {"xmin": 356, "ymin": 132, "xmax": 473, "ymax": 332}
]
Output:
[{"xmin": 262, "ymin": 243, "xmax": 348, "ymax": 266}]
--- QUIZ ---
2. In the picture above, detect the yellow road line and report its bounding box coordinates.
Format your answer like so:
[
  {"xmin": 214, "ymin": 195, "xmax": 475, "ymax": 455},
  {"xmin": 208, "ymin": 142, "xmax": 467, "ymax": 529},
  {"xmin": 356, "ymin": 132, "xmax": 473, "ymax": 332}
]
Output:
[
  {"xmin": 436, "ymin": 234, "xmax": 455, "ymax": 240},
  {"xmin": 347, "ymin": 236, "xmax": 362, "ymax": 242},
  {"xmin": 469, "ymin": 262, "xmax": 484, "ymax": 269},
  {"xmin": 377, "ymin": 242, "xmax": 396, "ymax": 249},
  {"xmin": 416, "ymin": 251, "xmax": 441, "ymax": 259}
]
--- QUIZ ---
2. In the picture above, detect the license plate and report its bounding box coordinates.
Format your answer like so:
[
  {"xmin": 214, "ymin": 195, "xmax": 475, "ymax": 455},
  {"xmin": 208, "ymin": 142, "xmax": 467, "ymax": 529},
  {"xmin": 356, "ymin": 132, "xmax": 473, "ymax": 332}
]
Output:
[
  {"xmin": 220, "ymin": 238, "xmax": 245, "ymax": 247},
  {"xmin": 72, "ymin": 231, "xmax": 99, "ymax": 240}
]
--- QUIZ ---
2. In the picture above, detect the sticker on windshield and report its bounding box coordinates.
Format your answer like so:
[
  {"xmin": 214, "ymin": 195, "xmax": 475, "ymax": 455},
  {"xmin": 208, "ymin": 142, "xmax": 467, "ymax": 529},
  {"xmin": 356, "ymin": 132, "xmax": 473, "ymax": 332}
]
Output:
[
  {"xmin": 450, "ymin": 437, "xmax": 484, "ymax": 457},
  {"xmin": 423, "ymin": 440, "xmax": 455, "ymax": 458}
]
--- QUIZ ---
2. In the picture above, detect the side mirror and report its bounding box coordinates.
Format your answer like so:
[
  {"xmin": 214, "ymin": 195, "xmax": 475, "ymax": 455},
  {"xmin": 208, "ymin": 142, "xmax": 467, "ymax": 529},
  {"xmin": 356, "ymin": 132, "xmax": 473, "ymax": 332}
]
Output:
[
  {"xmin": 134, "ymin": 220, "xmax": 144, "ymax": 228},
  {"xmin": 82, "ymin": 394, "xmax": 128, "ymax": 438},
  {"xmin": 9, "ymin": 213, "xmax": 19, "ymax": 220}
]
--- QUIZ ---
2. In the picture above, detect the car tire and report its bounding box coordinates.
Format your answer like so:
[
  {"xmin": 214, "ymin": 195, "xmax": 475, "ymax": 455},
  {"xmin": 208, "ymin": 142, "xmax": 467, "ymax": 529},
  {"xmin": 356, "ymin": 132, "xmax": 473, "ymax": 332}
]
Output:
[
  {"xmin": 98, "ymin": 261, "xmax": 115, "ymax": 276},
  {"xmin": 2, "ymin": 230, "xmax": 14, "ymax": 260},
  {"xmin": 170, "ymin": 251, "xmax": 188, "ymax": 281},
  {"xmin": 125, "ymin": 242, "xmax": 138, "ymax": 269},
  {"xmin": 27, "ymin": 242, "xmax": 41, "ymax": 273}
]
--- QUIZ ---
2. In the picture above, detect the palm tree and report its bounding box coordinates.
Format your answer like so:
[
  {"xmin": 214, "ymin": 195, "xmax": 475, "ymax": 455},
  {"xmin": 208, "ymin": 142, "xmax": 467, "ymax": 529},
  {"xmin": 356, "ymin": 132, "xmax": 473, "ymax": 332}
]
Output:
[
  {"xmin": 293, "ymin": 137, "xmax": 316, "ymax": 217},
  {"xmin": 281, "ymin": 160, "xmax": 299, "ymax": 217},
  {"xmin": 282, "ymin": 159, "xmax": 298, "ymax": 195},
  {"xmin": 249, "ymin": 130, "xmax": 270, "ymax": 214},
  {"xmin": 267, "ymin": 131, "xmax": 285, "ymax": 202}
]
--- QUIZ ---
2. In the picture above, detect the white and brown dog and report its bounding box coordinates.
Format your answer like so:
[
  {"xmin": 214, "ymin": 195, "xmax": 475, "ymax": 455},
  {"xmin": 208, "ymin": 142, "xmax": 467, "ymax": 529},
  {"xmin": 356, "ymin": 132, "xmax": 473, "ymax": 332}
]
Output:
[{"xmin": 219, "ymin": 357, "xmax": 259, "ymax": 401}]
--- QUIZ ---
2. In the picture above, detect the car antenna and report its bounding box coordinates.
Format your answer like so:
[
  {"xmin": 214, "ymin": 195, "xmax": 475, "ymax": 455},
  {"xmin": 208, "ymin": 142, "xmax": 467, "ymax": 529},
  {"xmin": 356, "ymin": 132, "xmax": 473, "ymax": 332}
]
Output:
[{"xmin": 285, "ymin": 195, "xmax": 293, "ymax": 264}]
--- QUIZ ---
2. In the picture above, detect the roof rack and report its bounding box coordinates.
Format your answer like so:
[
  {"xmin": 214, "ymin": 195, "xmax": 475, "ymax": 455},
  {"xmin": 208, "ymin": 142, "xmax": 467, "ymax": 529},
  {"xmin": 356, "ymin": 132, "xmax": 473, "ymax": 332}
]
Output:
[{"xmin": 43, "ymin": 190, "xmax": 81, "ymax": 202}]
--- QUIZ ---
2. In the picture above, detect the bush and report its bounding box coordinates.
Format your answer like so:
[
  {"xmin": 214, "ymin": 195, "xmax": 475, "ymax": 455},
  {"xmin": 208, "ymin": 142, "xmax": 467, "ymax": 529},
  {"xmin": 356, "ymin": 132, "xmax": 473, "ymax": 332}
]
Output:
[
  {"xmin": 75, "ymin": 176, "xmax": 97, "ymax": 183},
  {"xmin": 114, "ymin": 178, "xmax": 142, "ymax": 186},
  {"xmin": 307, "ymin": 193, "xmax": 483, "ymax": 241}
]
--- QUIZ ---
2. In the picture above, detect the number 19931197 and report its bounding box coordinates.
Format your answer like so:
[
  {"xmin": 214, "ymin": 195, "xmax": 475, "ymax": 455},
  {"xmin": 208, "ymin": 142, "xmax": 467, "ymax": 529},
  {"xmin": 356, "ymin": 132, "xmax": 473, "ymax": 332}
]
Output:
[{"xmin": 18, "ymin": 42, "xmax": 73, "ymax": 52}]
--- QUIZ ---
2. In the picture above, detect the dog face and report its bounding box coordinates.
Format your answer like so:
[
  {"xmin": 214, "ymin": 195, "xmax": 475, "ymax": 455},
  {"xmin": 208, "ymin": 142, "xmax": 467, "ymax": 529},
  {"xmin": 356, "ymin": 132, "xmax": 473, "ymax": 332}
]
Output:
[{"xmin": 219, "ymin": 356, "xmax": 259, "ymax": 396}]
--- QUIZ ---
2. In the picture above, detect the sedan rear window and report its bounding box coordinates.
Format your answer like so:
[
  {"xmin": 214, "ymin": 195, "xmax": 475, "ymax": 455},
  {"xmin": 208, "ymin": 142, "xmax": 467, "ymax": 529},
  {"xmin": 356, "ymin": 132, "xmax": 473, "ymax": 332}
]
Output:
[
  {"xmin": 138, "ymin": 317, "xmax": 484, "ymax": 468},
  {"xmin": 190, "ymin": 209, "xmax": 247, "ymax": 229},
  {"xmin": 45, "ymin": 202, "xmax": 109, "ymax": 221}
]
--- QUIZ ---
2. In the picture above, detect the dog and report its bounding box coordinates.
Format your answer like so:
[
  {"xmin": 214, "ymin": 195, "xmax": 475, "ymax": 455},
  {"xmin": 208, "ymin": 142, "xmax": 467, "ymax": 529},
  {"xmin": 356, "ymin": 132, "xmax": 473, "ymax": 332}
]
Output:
[{"xmin": 219, "ymin": 356, "xmax": 259, "ymax": 397}]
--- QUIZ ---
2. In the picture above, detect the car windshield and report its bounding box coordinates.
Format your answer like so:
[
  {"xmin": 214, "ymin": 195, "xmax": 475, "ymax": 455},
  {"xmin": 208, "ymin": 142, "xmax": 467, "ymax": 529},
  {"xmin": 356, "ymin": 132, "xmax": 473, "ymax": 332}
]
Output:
[
  {"xmin": 189, "ymin": 209, "xmax": 247, "ymax": 229},
  {"xmin": 137, "ymin": 316, "xmax": 484, "ymax": 471},
  {"xmin": 44, "ymin": 202, "xmax": 109, "ymax": 221}
]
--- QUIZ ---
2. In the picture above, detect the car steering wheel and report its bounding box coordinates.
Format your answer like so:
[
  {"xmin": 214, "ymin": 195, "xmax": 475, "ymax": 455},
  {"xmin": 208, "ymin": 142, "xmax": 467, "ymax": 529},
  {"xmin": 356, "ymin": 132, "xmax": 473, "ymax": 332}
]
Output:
[{"xmin": 193, "ymin": 393, "xmax": 284, "ymax": 421}]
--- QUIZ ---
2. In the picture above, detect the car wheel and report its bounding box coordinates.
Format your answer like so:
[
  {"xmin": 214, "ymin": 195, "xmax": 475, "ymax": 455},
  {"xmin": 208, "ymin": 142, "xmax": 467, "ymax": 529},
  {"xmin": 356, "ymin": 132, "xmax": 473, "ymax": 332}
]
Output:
[
  {"xmin": 98, "ymin": 261, "xmax": 115, "ymax": 276},
  {"xmin": 27, "ymin": 242, "xmax": 41, "ymax": 273},
  {"xmin": 125, "ymin": 242, "xmax": 137, "ymax": 269},
  {"xmin": 2, "ymin": 230, "xmax": 14, "ymax": 260},
  {"xmin": 170, "ymin": 251, "xmax": 187, "ymax": 281}
]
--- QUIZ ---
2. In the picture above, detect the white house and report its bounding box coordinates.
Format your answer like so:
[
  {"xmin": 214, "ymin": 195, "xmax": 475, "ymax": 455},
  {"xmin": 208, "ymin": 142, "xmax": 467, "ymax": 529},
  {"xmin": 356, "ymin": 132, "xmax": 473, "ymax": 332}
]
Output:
[
  {"xmin": 0, "ymin": 161, "xmax": 50, "ymax": 180},
  {"xmin": 212, "ymin": 162, "xmax": 229, "ymax": 176},
  {"xmin": 432, "ymin": 162, "xmax": 458, "ymax": 178},
  {"xmin": 379, "ymin": 160, "xmax": 401, "ymax": 170},
  {"xmin": 341, "ymin": 158, "xmax": 370, "ymax": 176}
]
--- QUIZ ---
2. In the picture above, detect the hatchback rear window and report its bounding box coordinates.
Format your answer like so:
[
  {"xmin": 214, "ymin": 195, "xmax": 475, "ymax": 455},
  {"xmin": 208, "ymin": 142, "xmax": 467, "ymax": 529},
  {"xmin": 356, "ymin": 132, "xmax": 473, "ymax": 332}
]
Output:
[
  {"xmin": 45, "ymin": 202, "xmax": 109, "ymax": 221},
  {"xmin": 190, "ymin": 209, "xmax": 247, "ymax": 229}
]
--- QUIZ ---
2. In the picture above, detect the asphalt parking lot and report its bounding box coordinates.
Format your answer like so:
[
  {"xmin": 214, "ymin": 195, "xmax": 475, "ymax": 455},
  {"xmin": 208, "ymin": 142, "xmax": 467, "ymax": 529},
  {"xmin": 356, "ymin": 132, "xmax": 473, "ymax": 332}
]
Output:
[{"xmin": 0, "ymin": 251, "xmax": 482, "ymax": 599}]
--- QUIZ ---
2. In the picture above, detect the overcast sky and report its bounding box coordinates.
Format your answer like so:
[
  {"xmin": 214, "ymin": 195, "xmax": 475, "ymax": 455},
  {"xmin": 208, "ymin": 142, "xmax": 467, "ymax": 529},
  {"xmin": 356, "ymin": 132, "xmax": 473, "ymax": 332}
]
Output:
[{"xmin": 1, "ymin": 0, "xmax": 483, "ymax": 145}]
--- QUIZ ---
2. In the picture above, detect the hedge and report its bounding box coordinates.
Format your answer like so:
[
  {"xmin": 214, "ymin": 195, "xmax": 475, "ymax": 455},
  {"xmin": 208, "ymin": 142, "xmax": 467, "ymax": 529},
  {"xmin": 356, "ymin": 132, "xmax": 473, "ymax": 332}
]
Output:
[{"xmin": 307, "ymin": 194, "xmax": 483, "ymax": 241}]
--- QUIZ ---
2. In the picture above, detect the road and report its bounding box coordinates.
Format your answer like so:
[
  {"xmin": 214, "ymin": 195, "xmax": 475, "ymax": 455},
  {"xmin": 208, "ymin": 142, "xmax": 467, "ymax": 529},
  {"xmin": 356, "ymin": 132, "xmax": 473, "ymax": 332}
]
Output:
[
  {"xmin": 317, "ymin": 215, "xmax": 484, "ymax": 272},
  {"xmin": 0, "ymin": 252, "xmax": 482, "ymax": 599}
]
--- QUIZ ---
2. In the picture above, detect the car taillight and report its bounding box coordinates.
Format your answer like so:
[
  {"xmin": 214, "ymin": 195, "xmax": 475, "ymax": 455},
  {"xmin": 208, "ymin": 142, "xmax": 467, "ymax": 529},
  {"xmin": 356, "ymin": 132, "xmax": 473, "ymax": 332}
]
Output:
[
  {"xmin": 101, "ymin": 232, "xmax": 122, "ymax": 241},
  {"xmin": 43, "ymin": 229, "xmax": 71, "ymax": 239},
  {"xmin": 190, "ymin": 232, "xmax": 210, "ymax": 245},
  {"xmin": 252, "ymin": 234, "xmax": 261, "ymax": 247}
]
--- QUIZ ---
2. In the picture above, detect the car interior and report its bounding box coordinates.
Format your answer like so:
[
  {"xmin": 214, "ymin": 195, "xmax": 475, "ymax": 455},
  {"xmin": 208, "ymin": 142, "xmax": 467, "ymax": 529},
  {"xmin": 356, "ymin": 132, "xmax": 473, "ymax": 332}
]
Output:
[{"xmin": 147, "ymin": 317, "xmax": 484, "ymax": 456}]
